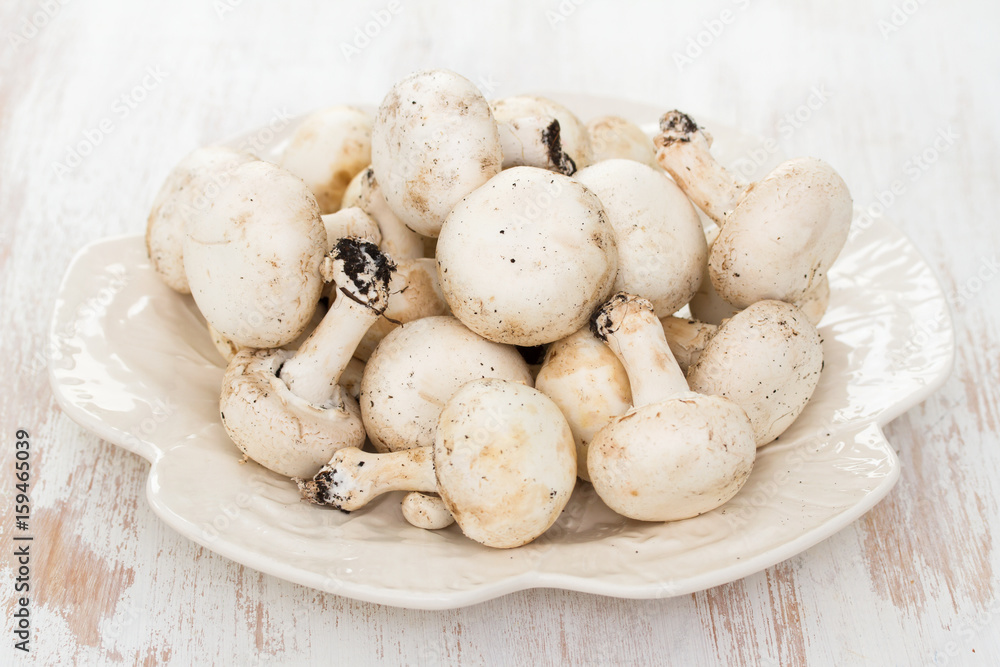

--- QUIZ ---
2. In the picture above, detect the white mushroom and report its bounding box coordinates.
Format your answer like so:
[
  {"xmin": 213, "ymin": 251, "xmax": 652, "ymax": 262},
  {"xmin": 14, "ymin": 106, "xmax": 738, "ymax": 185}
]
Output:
[
  {"xmin": 492, "ymin": 95, "xmax": 591, "ymax": 174},
  {"xmin": 146, "ymin": 146, "xmax": 256, "ymax": 293},
  {"xmin": 575, "ymin": 159, "xmax": 707, "ymax": 316},
  {"xmin": 655, "ymin": 111, "xmax": 852, "ymax": 309},
  {"xmin": 401, "ymin": 492, "xmax": 455, "ymax": 530},
  {"xmin": 371, "ymin": 69, "xmax": 503, "ymax": 237},
  {"xmin": 300, "ymin": 379, "xmax": 576, "ymax": 549},
  {"xmin": 360, "ymin": 315, "xmax": 532, "ymax": 452},
  {"xmin": 183, "ymin": 160, "xmax": 327, "ymax": 348},
  {"xmin": 659, "ymin": 316, "xmax": 718, "ymax": 373},
  {"xmin": 321, "ymin": 207, "xmax": 382, "ymax": 250},
  {"xmin": 220, "ymin": 238, "xmax": 394, "ymax": 478},
  {"xmin": 686, "ymin": 300, "xmax": 823, "ymax": 447},
  {"xmin": 353, "ymin": 257, "xmax": 450, "ymax": 361},
  {"xmin": 279, "ymin": 106, "xmax": 372, "ymax": 214},
  {"xmin": 586, "ymin": 115, "xmax": 657, "ymax": 167},
  {"xmin": 587, "ymin": 293, "xmax": 756, "ymax": 522},
  {"xmin": 436, "ymin": 166, "xmax": 619, "ymax": 346},
  {"xmin": 534, "ymin": 327, "xmax": 632, "ymax": 481},
  {"xmin": 342, "ymin": 166, "xmax": 425, "ymax": 260}
]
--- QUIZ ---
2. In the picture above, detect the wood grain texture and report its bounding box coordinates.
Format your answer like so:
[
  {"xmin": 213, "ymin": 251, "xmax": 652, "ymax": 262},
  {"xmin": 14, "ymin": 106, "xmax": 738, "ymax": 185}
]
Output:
[{"xmin": 1, "ymin": 0, "xmax": 998, "ymax": 664}]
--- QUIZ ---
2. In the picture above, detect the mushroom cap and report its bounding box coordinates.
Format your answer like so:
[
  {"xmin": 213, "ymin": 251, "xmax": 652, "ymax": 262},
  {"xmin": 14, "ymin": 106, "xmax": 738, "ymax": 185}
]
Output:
[
  {"xmin": 360, "ymin": 316, "xmax": 532, "ymax": 452},
  {"xmin": 401, "ymin": 492, "xmax": 455, "ymax": 530},
  {"xmin": 279, "ymin": 105, "xmax": 372, "ymax": 214},
  {"xmin": 436, "ymin": 166, "xmax": 619, "ymax": 346},
  {"xmin": 184, "ymin": 160, "xmax": 327, "ymax": 348},
  {"xmin": 575, "ymin": 159, "xmax": 707, "ymax": 316},
  {"xmin": 588, "ymin": 392, "xmax": 756, "ymax": 522},
  {"xmin": 146, "ymin": 146, "xmax": 257, "ymax": 293},
  {"xmin": 534, "ymin": 327, "xmax": 631, "ymax": 481},
  {"xmin": 492, "ymin": 95, "xmax": 592, "ymax": 172},
  {"xmin": 586, "ymin": 115, "xmax": 657, "ymax": 167},
  {"xmin": 687, "ymin": 300, "xmax": 823, "ymax": 447},
  {"xmin": 434, "ymin": 378, "xmax": 576, "ymax": 548},
  {"xmin": 710, "ymin": 157, "xmax": 852, "ymax": 309},
  {"xmin": 354, "ymin": 257, "xmax": 449, "ymax": 361},
  {"xmin": 220, "ymin": 349, "xmax": 364, "ymax": 478},
  {"xmin": 371, "ymin": 69, "xmax": 503, "ymax": 237}
]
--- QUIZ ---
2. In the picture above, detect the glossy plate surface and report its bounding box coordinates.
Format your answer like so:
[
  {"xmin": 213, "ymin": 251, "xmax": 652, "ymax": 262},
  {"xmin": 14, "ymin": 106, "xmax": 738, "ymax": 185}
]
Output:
[{"xmin": 48, "ymin": 95, "xmax": 954, "ymax": 609}]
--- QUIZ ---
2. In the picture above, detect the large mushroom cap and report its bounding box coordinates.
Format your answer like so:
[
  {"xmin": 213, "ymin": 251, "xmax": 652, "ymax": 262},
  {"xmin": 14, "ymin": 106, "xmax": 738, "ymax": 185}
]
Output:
[
  {"xmin": 434, "ymin": 378, "xmax": 576, "ymax": 548},
  {"xmin": 711, "ymin": 157, "xmax": 852, "ymax": 309},
  {"xmin": 588, "ymin": 393, "xmax": 756, "ymax": 522},
  {"xmin": 371, "ymin": 69, "xmax": 503, "ymax": 237},
  {"xmin": 575, "ymin": 159, "xmax": 707, "ymax": 316},
  {"xmin": 279, "ymin": 105, "xmax": 372, "ymax": 214},
  {"xmin": 436, "ymin": 166, "xmax": 619, "ymax": 346},
  {"xmin": 146, "ymin": 146, "xmax": 257, "ymax": 293},
  {"xmin": 360, "ymin": 316, "xmax": 532, "ymax": 452},
  {"xmin": 184, "ymin": 160, "xmax": 327, "ymax": 348},
  {"xmin": 220, "ymin": 349, "xmax": 364, "ymax": 479},
  {"xmin": 687, "ymin": 300, "xmax": 824, "ymax": 447}
]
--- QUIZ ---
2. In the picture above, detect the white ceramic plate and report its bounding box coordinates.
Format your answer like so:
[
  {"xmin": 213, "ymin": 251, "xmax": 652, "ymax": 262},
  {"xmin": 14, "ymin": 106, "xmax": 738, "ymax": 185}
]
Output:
[{"xmin": 48, "ymin": 95, "xmax": 954, "ymax": 609}]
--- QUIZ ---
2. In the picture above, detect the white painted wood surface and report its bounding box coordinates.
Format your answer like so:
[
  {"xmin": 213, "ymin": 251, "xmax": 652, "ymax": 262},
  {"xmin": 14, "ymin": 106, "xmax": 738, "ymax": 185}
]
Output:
[{"xmin": 2, "ymin": 0, "xmax": 998, "ymax": 664}]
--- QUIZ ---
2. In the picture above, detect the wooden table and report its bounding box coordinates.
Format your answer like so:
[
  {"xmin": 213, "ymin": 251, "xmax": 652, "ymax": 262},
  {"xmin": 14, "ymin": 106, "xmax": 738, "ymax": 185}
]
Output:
[{"xmin": 3, "ymin": 1, "xmax": 998, "ymax": 664}]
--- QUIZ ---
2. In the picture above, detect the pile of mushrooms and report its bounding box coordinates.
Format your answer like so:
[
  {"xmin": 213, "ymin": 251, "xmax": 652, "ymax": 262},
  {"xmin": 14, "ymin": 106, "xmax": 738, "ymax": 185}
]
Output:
[{"xmin": 145, "ymin": 68, "xmax": 852, "ymax": 549}]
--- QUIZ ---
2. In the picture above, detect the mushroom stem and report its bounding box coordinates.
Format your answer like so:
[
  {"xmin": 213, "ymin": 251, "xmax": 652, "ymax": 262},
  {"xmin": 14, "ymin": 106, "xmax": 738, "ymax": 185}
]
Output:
[
  {"xmin": 298, "ymin": 446, "xmax": 437, "ymax": 511},
  {"xmin": 279, "ymin": 238, "xmax": 395, "ymax": 406},
  {"xmin": 591, "ymin": 293, "xmax": 689, "ymax": 408},
  {"xmin": 654, "ymin": 111, "xmax": 745, "ymax": 225},
  {"xmin": 660, "ymin": 316, "xmax": 719, "ymax": 372}
]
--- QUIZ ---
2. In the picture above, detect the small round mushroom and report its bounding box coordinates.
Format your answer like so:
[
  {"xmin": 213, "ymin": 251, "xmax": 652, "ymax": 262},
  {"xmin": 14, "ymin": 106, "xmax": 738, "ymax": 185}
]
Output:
[
  {"xmin": 360, "ymin": 315, "xmax": 532, "ymax": 452},
  {"xmin": 183, "ymin": 160, "xmax": 327, "ymax": 348},
  {"xmin": 587, "ymin": 293, "xmax": 756, "ymax": 522},
  {"xmin": 534, "ymin": 327, "xmax": 632, "ymax": 481},
  {"xmin": 300, "ymin": 378, "xmax": 576, "ymax": 549},
  {"xmin": 586, "ymin": 115, "xmax": 657, "ymax": 167},
  {"xmin": 492, "ymin": 95, "xmax": 591, "ymax": 174},
  {"xmin": 146, "ymin": 146, "xmax": 257, "ymax": 293},
  {"xmin": 401, "ymin": 492, "xmax": 455, "ymax": 530},
  {"xmin": 575, "ymin": 159, "xmax": 707, "ymax": 316},
  {"xmin": 353, "ymin": 257, "xmax": 450, "ymax": 361},
  {"xmin": 220, "ymin": 238, "xmax": 394, "ymax": 478},
  {"xmin": 371, "ymin": 69, "xmax": 503, "ymax": 237},
  {"xmin": 686, "ymin": 300, "xmax": 823, "ymax": 447},
  {"xmin": 436, "ymin": 166, "xmax": 619, "ymax": 346},
  {"xmin": 342, "ymin": 166, "xmax": 425, "ymax": 260},
  {"xmin": 655, "ymin": 111, "xmax": 852, "ymax": 309},
  {"xmin": 279, "ymin": 105, "xmax": 372, "ymax": 214}
]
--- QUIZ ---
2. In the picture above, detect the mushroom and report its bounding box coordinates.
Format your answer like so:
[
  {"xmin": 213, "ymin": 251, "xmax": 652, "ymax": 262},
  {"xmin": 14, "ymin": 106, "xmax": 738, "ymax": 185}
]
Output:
[
  {"xmin": 686, "ymin": 300, "xmax": 823, "ymax": 447},
  {"xmin": 586, "ymin": 115, "xmax": 657, "ymax": 167},
  {"xmin": 492, "ymin": 95, "xmax": 591, "ymax": 174},
  {"xmin": 279, "ymin": 105, "xmax": 372, "ymax": 214},
  {"xmin": 353, "ymin": 257, "xmax": 450, "ymax": 361},
  {"xmin": 360, "ymin": 315, "xmax": 532, "ymax": 453},
  {"xmin": 321, "ymin": 207, "xmax": 382, "ymax": 250},
  {"xmin": 342, "ymin": 166, "xmax": 425, "ymax": 260},
  {"xmin": 587, "ymin": 293, "xmax": 756, "ymax": 522},
  {"xmin": 534, "ymin": 327, "xmax": 632, "ymax": 481},
  {"xmin": 401, "ymin": 492, "xmax": 455, "ymax": 530},
  {"xmin": 436, "ymin": 166, "xmax": 619, "ymax": 346},
  {"xmin": 659, "ymin": 316, "xmax": 717, "ymax": 373},
  {"xmin": 146, "ymin": 146, "xmax": 256, "ymax": 293},
  {"xmin": 371, "ymin": 69, "xmax": 503, "ymax": 237},
  {"xmin": 575, "ymin": 158, "xmax": 707, "ymax": 316},
  {"xmin": 219, "ymin": 238, "xmax": 394, "ymax": 478},
  {"xmin": 655, "ymin": 111, "xmax": 852, "ymax": 309},
  {"xmin": 183, "ymin": 160, "xmax": 327, "ymax": 348},
  {"xmin": 688, "ymin": 227, "xmax": 830, "ymax": 326},
  {"xmin": 300, "ymin": 378, "xmax": 576, "ymax": 549}
]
